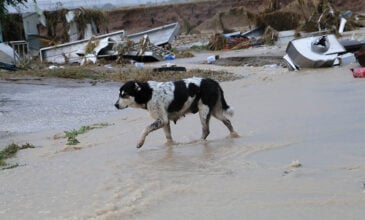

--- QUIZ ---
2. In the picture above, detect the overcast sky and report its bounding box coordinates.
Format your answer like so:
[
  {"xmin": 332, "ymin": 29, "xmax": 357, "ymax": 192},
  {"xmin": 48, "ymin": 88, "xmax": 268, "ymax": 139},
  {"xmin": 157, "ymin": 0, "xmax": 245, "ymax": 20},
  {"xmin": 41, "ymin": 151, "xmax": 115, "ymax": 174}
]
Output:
[{"xmin": 8, "ymin": 0, "xmax": 180, "ymax": 13}]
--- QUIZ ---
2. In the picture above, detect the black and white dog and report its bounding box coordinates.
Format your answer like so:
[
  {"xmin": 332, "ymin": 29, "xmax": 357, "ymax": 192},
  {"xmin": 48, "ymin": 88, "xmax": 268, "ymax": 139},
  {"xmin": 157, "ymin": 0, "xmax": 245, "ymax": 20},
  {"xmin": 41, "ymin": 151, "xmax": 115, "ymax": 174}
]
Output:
[{"xmin": 115, "ymin": 77, "xmax": 238, "ymax": 148}]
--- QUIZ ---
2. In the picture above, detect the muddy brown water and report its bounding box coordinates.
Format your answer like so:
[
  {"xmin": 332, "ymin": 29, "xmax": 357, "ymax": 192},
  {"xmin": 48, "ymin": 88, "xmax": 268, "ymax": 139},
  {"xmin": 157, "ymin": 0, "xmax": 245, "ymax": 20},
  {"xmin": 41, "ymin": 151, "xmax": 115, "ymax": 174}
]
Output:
[
  {"xmin": 0, "ymin": 65, "xmax": 364, "ymax": 219},
  {"xmin": 213, "ymin": 56, "xmax": 288, "ymax": 68}
]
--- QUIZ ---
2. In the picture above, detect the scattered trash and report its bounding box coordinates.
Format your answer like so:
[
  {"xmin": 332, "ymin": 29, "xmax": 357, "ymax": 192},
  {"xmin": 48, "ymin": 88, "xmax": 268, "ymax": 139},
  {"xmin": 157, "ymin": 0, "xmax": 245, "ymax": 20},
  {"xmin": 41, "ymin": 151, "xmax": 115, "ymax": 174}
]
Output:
[
  {"xmin": 153, "ymin": 63, "xmax": 186, "ymax": 72},
  {"xmin": 263, "ymin": 64, "xmax": 279, "ymax": 68},
  {"xmin": 165, "ymin": 55, "xmax": 175, "ymax": 60},
  {"xmin": 283, "ymin": 34, "xmax": 346, "ymax": 70},
  {"xmin": 351, "ymin": 67, "xmax": 365, "ymax": 78},
  {"xmin": 338, "ymin": 17, "xmax": 348, "ymax": 34},
  {"xmin": 207, "ymin": 55, "xmax": 216, "ymax": 64},
  {"xmin": 290, "ymin": 160, "xmax": 302, "ymax": 168},
  {"xmin": 206, "ymin": 54, "xmax": 220, "ymax": 63},
  {"xmin": 282, "ymin": 160, "xmax": 302, "ymax": 176},
  {"xmin": 104, "ymin": 64, "xmax": 112, "ymax": 69},
  {"xmin": 339, "ymin": 53, "xmax": 357, "ymax": 65},
  {"xmin": 338, "ymin": 10, "xmax": 353, "ymax": 34},
  {"xmin": 48, "ymin": 65, "xmax": 64, "ymax": 69},
  {"xmin": 134, "ymin": 62, "xmax": 144, "ymax": 68}
]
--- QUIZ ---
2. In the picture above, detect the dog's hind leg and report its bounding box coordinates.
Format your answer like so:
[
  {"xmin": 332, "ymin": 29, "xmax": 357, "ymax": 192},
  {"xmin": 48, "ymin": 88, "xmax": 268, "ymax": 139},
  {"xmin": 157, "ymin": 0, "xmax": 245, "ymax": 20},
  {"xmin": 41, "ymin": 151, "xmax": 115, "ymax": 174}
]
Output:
[
  {"xmin": 137, "ymin": 118, "xmax": 165, "ymax": 148},
  {"xmin": 199, "ymin": 104, "xmax": 211, "ymax": 140},
  {"xmin": 212, "ymin": 111, "xmax": 239, "ymax": 138},
  {"xmin": 163, "ymin": 121, "xmax": 174, "ymax": 145}
]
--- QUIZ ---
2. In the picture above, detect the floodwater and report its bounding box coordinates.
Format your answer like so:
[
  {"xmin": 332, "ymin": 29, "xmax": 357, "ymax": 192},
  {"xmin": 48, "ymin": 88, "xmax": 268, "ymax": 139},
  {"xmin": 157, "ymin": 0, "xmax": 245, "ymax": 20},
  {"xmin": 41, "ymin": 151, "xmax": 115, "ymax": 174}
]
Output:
[
  {"xmin": 0, "ymin": 79, "xmax": 120, "ymax": 139},
  {"xmin": 0, "ymin": 66, "xmax": 365, "ymax": 219}
]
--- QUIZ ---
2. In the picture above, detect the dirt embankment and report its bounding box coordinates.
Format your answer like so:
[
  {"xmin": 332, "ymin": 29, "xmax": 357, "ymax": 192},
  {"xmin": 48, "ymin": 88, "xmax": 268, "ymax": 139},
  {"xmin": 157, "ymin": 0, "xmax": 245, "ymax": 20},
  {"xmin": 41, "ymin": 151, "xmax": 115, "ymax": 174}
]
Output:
[
  {"xmin": 106, "ymin": 0, "xmax": 365, "ymax": 35},
  {"xmin": 106, "ymin": 0, "xmax": 266, "ymax": 35},
  {"xmin": 30, "ymin": 0, "xmax": 364, "ymax": 47}
]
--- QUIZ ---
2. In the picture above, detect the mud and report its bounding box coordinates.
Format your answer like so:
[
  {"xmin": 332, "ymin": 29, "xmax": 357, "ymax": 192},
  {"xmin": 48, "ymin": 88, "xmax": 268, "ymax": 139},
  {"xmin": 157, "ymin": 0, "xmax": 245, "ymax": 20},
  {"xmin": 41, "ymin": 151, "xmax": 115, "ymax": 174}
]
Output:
[
  {"xmin": 213, "ymin": 56, "xmax": 287, "ymax": 67},
  {"xmin": 0, "ymin": 60, "xmax": 364, "ymax": 219}
]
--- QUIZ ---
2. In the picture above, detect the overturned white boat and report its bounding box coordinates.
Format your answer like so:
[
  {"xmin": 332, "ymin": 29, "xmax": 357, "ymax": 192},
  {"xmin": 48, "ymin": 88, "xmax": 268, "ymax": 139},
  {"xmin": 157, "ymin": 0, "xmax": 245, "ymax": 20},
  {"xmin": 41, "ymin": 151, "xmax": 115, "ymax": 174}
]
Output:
[
  {"xmin": 283, "ymin": 34, "xmax": 346, "ymax": 70},
  {"xmin": 40, "ymin": 30, "xmax": 125, "ymax": 64},
  {"xmin": 39, "ymin": 22, "xmax": 180, "ymax": 64}
]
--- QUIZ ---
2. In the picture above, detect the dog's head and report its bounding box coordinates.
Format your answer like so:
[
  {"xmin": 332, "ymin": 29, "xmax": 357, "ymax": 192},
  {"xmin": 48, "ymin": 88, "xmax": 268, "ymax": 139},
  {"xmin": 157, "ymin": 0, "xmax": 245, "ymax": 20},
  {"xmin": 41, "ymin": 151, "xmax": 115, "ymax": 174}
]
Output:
[{"xmin": 115, "ymin": 81, "xmax": 151, "ymax": 110}]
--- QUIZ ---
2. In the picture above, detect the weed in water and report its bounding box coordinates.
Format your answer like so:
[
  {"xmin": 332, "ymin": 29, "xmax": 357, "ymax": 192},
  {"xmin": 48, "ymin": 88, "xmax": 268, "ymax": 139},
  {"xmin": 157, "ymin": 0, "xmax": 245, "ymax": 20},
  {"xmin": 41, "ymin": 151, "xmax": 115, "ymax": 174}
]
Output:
[
  {"xmin": 64, "ymin": 123, "xmax": 110, "ymax": 145},
  {"xmin": 0, "ymin": 143, "xmax": 19, "ymax": 166},
  {"xmin": 1, "ymin": 164, "xmax": 19, "ymax": 170},
  {"xmin": 64, "ymin": 129, "xmax": 81, "ymax": 145},
  {"xmin": 19, "ymin": 143, "xmax": 36, "ymax": 150},
  {"xmin": 0, "ymin": 143, "xmax": 35, "ymax": 167}
]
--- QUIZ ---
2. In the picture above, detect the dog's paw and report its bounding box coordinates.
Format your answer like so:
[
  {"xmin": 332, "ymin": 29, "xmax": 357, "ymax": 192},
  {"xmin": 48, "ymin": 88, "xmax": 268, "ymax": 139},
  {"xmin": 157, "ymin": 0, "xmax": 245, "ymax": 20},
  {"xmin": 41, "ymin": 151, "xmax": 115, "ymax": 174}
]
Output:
[
  {"xmin": 165, "ymin": 139, "xmax": 175, "ymax": 146},
  {"xmin": 136, "ymin": 142, "xmax": 144, "ymax": 148},
  {"xmin": 229, "ymin": 132, "xmax": 240, "ymax": 138}
]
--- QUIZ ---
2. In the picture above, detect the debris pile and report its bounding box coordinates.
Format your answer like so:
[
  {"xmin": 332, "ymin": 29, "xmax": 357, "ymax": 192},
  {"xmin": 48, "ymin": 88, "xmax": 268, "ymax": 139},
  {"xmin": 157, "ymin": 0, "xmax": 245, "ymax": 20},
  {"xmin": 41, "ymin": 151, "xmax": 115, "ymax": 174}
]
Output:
[
  {"xmin": 39, "ymin": 22, "xmax": 180, "ymax": 65},
  {"xmin": 121, "ymin": 35, "xmax": 175, "ymax": 62},
  {"xmin": 1, "ymin": 1, "xmax": 365, "ymax": 71},
  {"xmin": 206, "ymin": 0, "xmax": 365, "ymax": 53},
  {"xmin": 208, "ymin": 26, "xmax": 266, "ymax": 51}
]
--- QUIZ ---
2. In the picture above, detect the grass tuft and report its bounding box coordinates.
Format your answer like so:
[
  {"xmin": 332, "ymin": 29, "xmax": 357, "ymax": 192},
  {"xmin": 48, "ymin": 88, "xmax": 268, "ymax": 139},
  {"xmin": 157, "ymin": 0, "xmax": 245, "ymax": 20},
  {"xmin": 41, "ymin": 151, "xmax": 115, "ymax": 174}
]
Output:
[
  {"xmin": 0, "ymin": 143, "xmax": 19, "ymax": 166},
  {"xmin": 64, "ymin": 123, "xmax": 109, "ymax": 145},
  {"xmin": 0, "ymin": 143, "xmax": 35, "ymax": 167}
]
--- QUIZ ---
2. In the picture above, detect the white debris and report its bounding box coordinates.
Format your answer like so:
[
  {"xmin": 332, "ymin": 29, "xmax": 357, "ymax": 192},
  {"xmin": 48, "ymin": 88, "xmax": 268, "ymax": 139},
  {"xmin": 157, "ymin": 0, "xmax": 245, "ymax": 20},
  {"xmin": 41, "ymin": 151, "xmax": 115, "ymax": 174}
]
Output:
[{"xmin": 290, "ymin": 160, "xmax": 302, "ymax": 168}]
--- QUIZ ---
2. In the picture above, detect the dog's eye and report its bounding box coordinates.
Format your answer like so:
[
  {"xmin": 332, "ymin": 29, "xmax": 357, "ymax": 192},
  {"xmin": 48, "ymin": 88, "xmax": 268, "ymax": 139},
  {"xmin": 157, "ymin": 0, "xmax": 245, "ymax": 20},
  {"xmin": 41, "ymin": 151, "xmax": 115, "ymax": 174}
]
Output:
[{"xmin": 120, "ymin": 92, "xmax": 129, "ymax": 98}]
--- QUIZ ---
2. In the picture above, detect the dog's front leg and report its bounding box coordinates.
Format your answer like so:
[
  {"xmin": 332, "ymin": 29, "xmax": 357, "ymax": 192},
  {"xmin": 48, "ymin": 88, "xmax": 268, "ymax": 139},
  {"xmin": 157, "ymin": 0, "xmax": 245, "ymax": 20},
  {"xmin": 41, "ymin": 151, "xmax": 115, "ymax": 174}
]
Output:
[
  {"xmin": 137, "ymin": 119, "xmax": 164, "ymax": 148},
  {"xmin": 163, "ymin": 122, "xmax": 174, "ymax": 145}
]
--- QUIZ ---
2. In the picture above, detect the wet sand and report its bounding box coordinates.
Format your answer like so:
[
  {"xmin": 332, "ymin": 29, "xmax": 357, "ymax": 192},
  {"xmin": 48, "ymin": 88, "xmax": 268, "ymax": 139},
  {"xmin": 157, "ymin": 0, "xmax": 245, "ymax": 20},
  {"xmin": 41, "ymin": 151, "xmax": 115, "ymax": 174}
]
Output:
[{"xmin": 1, "ymin": 54, "xmax": 365, "ymax": 219}]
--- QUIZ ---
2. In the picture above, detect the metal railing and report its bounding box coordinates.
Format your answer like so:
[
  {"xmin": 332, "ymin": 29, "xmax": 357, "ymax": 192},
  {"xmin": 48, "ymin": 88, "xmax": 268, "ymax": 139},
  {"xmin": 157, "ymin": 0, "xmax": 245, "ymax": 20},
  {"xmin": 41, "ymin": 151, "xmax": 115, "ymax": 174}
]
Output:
[{"xmin": 9, "ymin": 40, "xmax": 30, "ymax": 68}]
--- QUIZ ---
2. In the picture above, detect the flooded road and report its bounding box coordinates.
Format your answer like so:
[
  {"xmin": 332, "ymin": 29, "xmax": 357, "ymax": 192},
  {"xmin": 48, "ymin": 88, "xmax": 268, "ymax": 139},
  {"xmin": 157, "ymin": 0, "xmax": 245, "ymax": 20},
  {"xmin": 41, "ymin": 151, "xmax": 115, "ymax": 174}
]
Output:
[
  {"xmin": 0, "ymin": 66, "xmax": 365, "ymax": 220},
  {"xmin": 0, "ymin": 79, "xmax": 120, "ymax": 138}
]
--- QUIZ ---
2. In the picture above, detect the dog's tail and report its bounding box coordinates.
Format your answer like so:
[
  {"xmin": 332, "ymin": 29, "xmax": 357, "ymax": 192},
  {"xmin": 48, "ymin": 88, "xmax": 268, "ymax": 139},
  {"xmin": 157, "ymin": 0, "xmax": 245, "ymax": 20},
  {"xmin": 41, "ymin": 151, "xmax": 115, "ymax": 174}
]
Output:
[{"xmin": 220, "ymin": 87, "xmax": 234, "ymax": 117}]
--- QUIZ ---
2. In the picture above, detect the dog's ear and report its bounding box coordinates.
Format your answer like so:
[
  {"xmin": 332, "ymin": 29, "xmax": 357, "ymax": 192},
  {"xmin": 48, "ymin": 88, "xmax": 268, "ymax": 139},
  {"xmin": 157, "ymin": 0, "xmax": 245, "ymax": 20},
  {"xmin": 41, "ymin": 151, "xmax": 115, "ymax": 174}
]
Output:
[{"xmin": 134, "ymin": 82, "xmax": 141, "ymax": 91}]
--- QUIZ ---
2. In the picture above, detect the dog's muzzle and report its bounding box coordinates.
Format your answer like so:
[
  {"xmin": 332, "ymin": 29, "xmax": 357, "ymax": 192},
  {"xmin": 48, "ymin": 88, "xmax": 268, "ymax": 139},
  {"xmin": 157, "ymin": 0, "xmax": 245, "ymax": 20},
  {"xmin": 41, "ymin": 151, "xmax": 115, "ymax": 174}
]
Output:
[{"xmin": 114, "ymin": 102, "xmax": 127, "ymax": 110}]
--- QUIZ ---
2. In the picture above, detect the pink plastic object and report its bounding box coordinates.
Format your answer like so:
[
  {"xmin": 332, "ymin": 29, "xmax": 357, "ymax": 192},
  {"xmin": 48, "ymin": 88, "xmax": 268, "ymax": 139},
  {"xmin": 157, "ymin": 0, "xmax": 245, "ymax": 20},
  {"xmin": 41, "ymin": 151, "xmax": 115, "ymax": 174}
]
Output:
[{"xmin": 351, "ymin": 67, "xmax": 365, "ymax": 78}]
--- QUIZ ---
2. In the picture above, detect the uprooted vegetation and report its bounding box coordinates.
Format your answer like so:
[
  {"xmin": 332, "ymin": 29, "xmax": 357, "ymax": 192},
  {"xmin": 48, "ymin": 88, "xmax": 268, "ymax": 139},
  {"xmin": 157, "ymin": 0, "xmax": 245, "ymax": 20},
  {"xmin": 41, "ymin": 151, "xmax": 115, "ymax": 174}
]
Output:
[
  {"xmin": 42, "ymin": 8, "xmax": 108, "ymax": 44},
  {"xmin": 0, "ymin": 143, "xmax": 35, "ymax": 169},
  {"xmin": 207, "ymin": 0, "xmax": 365, "ymax": 50},
  {"xmin": 259, "ymin": 0, "xmax": 363, "ymax": 33},
  {"xmin": 64, "ymin": 123, "xmax": 109, "ymax": 145}
]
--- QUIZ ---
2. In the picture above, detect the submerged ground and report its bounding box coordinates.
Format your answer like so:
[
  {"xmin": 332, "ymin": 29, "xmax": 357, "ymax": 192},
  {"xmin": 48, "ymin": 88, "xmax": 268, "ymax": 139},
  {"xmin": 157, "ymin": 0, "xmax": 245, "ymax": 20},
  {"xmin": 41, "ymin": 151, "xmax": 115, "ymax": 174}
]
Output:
[{"xmin": 0, "ymin": 46, "xmax": 364, "ymax": 219}]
